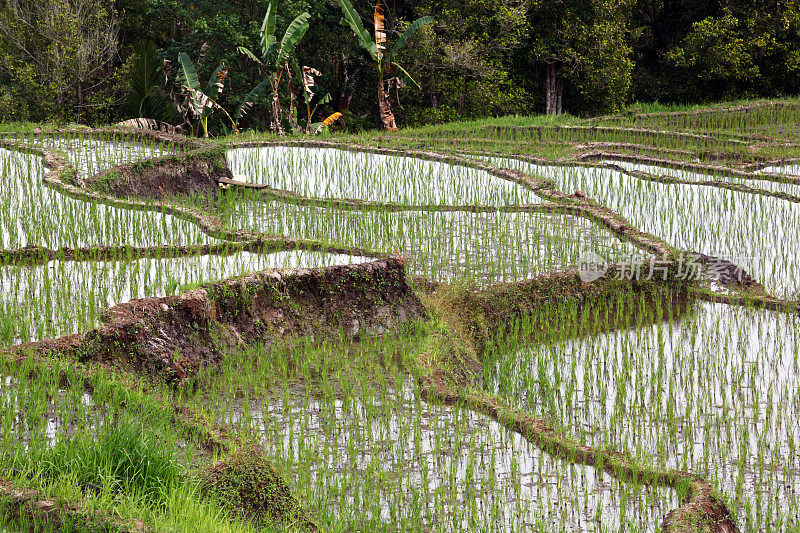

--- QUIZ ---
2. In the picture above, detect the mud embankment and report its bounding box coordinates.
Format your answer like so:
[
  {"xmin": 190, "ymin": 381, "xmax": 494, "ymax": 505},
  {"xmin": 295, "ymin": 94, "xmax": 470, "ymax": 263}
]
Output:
[
  {"xmin": 85, "ymin": 145, "xmax": 231, "ymax": 199},
  {"xmin": 74, "ymin": 258, "xmax": 425, "ymax": 383}
]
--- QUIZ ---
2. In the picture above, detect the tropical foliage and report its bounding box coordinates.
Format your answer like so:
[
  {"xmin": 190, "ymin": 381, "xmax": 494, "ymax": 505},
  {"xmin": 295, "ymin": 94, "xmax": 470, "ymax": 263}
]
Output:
[
  {"xmin": 238, "ymin": 3, "xmax": 312, "ymax": 134},
  {"xmin": 170, "ymin": 53, "xmax": 236, "ymax": 137},
  {"xmin": 0, "ymin": 0, "xmax": 798, "ymax": 127},
  {"xmin": 338, "ymin": 0, "xmax": 433, "ymax": 130}
]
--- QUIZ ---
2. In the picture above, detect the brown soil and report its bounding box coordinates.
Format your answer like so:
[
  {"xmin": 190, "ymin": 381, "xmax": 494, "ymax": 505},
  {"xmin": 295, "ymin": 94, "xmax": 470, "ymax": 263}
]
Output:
[
  {"xmin": 76, "ymin": 258, "xmax": 426, "ymax": 383},
  {"xmin": 88, "ymin": 150, "xmax": 230, "ymax": 199},
  {"xmin": 0, "ymin": 241, "xmax": 385, "ymax": 268}
]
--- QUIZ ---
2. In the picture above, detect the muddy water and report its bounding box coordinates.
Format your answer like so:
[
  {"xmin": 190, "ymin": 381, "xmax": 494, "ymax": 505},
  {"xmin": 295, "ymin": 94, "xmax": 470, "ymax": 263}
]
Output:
[
  {"xmin": 227, "ymin": 200, "xmax": 638, "ymax": 287},
  {"xmin": 0, "ymin": 250, "xmax": 367, "ymax": 345},
  {"xmin": 0, "ymin": 376, "xmax": 96, "ymax": 448},
  {"xmin": 0, "ymin": 148, "xmax": 214, "ymax": 249},
  {"xmin": 227, "ymin": 146, "xmax": 542, "ymax": 207},
  {"xmin": 486, "ymin": 156, "xmax": 800, "ymax": 298},
  {"xmin": 489, "ymin": 302, "xmax": 800, "ymax": 529},
  {"xmin": 224, "ymin": 379, "xmax": 676, "ymax": 531}
]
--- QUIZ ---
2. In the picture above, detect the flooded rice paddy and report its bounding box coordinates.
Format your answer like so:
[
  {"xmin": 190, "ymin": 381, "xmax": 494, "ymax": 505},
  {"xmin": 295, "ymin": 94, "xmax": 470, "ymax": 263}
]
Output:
[
  {"xmin": 17, "ymin": 135, "xmax": 177, "ymax": 178},
  {"xmin": 0, "ymin": 147, "xmax": 214, "ymax": 248},
  {"xmin": 487, "ymin": 156, "xmax": 800, "ymax": 298},
  {"xmin": 221, "ymin": 377, "xmax": 676, "ymax": 532},
  {"xmin": 227, "ymin": 146, "xmax": 542, "ymax": 207},
  {"xmin": 487, "ymin": 301, "xmax": 800, "ymax": 531},
  {"xmin": 226, "ymin": 200, "xmax": 637, "ymax": 286},
  {"xmin": 0, "ymin": 250, "xmax": 367, "ymax": 345},
  {"xmin": 2, "ymin": 136, "xmax": 798, "ymax": 531}
]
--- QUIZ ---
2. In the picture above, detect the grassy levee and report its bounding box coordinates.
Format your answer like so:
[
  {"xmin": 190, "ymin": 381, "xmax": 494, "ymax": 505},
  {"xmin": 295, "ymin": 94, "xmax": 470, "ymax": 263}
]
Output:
[
  {"xmin": 1, "ymin": 327, "xmax": 320, "ymax": 532},
  {"xmin": 0, "ymin": 348, "xmax": 256, "ymax": 531},
  {"xmin": 416, "ymin": 269, "xmax": 740, "ymax": 532},
  {"xmin": 591, "ymin": 99, "xmax": 800, "ymax": 141}
]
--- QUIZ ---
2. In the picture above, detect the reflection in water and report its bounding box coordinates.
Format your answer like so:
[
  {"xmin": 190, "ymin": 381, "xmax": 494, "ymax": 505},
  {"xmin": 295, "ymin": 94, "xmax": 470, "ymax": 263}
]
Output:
[
  {"xmin": 227, "ymin": 146, "xmax": 542, "ymax": 207},
  {"xmin": 225, "ymin": 378, "xmax": 676, "ymax": 532},
  {"xmin": 489, "ymin": 299, "xmax": 800, "ymax": 529},
  {"xmin": 0, "ymin": 250, "xmax": 366, "ymax": 345},
  {"xmin": 488, "ymin": 156, "xmax": 800, "ymax": 298}
]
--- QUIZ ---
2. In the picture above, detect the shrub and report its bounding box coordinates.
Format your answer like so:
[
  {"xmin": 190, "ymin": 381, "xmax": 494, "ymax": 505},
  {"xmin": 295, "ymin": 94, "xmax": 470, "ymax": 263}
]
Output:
[{"xmin": 199, "ymin": 446, "xmax": 317, "ymax": 531}]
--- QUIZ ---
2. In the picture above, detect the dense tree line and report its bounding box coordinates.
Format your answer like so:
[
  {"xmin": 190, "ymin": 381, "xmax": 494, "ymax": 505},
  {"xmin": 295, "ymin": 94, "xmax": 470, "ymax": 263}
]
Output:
[{"xmin": 0, "ymin": 0, "xmax": 798, "ymax": 129}]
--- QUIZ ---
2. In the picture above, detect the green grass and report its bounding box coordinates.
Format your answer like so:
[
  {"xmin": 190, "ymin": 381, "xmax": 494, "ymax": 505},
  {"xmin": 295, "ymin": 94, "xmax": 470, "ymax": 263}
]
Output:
[{"xmin": 3, "ymin": 97, "xmax": 800, "ymax": 531}]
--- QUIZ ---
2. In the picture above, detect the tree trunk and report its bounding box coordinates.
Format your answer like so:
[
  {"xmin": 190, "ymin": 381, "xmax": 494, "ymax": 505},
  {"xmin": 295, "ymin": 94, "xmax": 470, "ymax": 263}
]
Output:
[
  {"xmin": 270, "ymin": 80, "xmax": 285, "ymax": 135},
  {"xmin": 285, "ymin": 63, "xmax": 300, "ymax": 134},
  {"xmin": 544, "ymin": 63, "xmax": 563, "ymax": 115},
  {"xmin": 336, "ymin": 54, "xmax": 362, "ymax": 114},
  {"xmin": 378, "ymin": 77, "xmax": 397, "ymax": 131}
]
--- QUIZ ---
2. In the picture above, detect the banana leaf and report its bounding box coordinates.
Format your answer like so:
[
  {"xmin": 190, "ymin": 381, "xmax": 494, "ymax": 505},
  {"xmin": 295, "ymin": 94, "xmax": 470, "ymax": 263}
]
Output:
[
  {"xmin": 237, "ymin": 46, "xmax": 263, "ymax": 66},
  {"xmin": 276, "ymin": 12, "xmax": 311, "ymax": 66},
  {"xmin": 389, "ymin": 62, "xmax": 421, "ymax": 90},
  {"xmin": 338, "ymin": 0, "xmax": 379, "ymax": 60},
  {"xmin": 313, "ymin": 112, "xmax": 343, "ymax": 134},
  {"xmin": 236, "ymin": 78, "xmax": 270, "ymax": 120},
  {"xmin": 374, "ymin": 0, "xmax": 386, "ymax": 60},
  {"xmin": 386, "ymin": 16, "xmax": 434, "ymax": 62},
  {"xmin": 205, "ymin": 65, "xmax": 228, "ymax": 101},
  {"xmin": 177, "ymin": 53, "xmax": 201, "ymax": 92},
  {"xmin": 260, "ymin": 2, "xmax": 278, "ymax": 57}
]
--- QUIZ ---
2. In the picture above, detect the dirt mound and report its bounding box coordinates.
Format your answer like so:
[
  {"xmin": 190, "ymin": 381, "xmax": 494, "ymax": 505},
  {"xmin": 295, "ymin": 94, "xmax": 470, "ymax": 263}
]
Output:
[
  {"xmin": 77, "ymin": 258, "xmax": 426, "ymax": 383},
  {"xmin": 86, "ymin": 146, "xmax": 231, "ymax": 199},
  {"xmin": 661, "ymin": 481, "xmax": 740, "ymax": 532}
]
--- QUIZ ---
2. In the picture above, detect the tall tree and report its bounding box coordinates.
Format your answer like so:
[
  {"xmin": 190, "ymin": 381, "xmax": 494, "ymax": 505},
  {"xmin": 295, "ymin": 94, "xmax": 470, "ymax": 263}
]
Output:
[
  {"xmin": 401, "ymin": 0, "xmax": 530, "ymax": 119},
  {"xmin": 528, "ymin": 0, "xmax": 634, "ymax": 115},
  {"xmin": 0, "ymin": 0, "xmax": 119, "ymax": 122}
]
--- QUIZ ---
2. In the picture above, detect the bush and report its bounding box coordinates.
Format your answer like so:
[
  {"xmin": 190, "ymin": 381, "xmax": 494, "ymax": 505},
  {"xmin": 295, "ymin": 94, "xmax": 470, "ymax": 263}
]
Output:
[{"xmin": 199, "ymin": 446, "xmax": 317, "ymax": 531}]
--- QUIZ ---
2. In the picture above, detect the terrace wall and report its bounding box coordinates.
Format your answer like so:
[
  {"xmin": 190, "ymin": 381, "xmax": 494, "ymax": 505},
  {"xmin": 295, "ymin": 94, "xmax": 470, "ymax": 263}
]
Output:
[
  {"xmin": 85, "ymin": 144, "xmax": 231, "ymax": 199},
  {"xmin": 76, "ymin": 258, "xmax": 426, "ymax": 383}
]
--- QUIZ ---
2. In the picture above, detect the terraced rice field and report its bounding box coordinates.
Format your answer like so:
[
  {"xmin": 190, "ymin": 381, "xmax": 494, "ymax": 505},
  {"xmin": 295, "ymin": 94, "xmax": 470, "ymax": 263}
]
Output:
[{"xmin": 1, "ymin": 104, "xmax": 800, "ymax": 532}]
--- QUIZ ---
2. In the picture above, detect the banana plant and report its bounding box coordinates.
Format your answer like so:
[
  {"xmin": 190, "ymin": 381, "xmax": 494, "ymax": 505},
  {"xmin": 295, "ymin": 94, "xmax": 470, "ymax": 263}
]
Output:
[
  {"xmin": 234, "ymin": 78, "xmax": 270, "ymax": 131},
  {"xmin": 298, "ymin": 65, "xmax": 344, "ymax": 134},
  {"xmin": 338, "ymin": 0, "xmax": 432, "ymax": 131},
  {"xmin": 238, "ymin": 3, "xmax": 311, "ymax": 135},
  {"xmin": 175, "ymin": 52, "xmax": 237, "ymax": 137}
]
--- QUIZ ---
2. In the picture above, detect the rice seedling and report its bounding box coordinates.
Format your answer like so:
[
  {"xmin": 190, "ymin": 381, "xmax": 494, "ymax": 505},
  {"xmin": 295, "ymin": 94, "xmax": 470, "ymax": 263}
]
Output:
[
  {"xmin": 4, "ymin": 101, "xmax": 800, "ymax": 531},
  {"xmin": 227, "ymin": 146, "xmax": 543, "ymax": 207},
  {"xmin": 0, "ymin": 358, "xmax": 263, "ymax": 532},
  {"xmin": 0, "ymin": 146, "xmax": 212, "ymax": 248},
  {"xmin": 185, "ymin": 333, "xmax": 678, "ymax": 532},
  {"xmin": 16, "ymin": 131, "xmax": 178, "ymax": 178},
  {"xmin": 225, "ymin": 197, "xmax": 637, "ymax": 287},
  {"xmin": 486, "ymin": 156, "xmax": 800, "ymax": 298},
  {"xmin": 0, "ymin": 249, "xmax": 366, "ymax": 345},
  {"xmin": 485, "ymin": 299, "xmax": 800, "ymax": 530}
]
